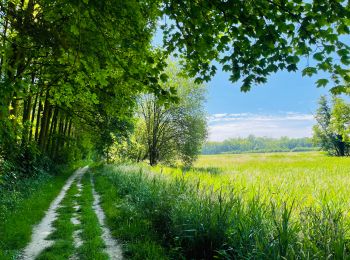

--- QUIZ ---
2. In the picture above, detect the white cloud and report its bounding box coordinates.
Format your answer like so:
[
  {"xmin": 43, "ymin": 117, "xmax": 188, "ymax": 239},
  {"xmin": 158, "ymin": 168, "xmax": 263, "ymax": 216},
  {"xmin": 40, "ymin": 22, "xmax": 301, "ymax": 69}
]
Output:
[{"xmin": 208, "ymin": 112, "xmax": 315, "ymax": 141}]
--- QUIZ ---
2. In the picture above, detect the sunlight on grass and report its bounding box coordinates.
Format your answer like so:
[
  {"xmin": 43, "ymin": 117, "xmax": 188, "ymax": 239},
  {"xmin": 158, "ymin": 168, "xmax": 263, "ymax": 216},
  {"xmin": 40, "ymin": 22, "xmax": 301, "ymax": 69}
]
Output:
[
  {"xmin": 153, "ymin": 152, "xmax": 350, "ymax": 210},
  {"xmin": 95, "ymin": 154, "xmax": 350, "ymax": 259}
]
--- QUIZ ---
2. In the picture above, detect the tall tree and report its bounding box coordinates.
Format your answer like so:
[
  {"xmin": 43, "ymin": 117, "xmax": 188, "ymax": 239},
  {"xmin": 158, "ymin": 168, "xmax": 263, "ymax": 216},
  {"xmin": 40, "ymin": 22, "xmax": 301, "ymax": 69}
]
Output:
[
  {"xmin": 138, "ymin": 63, "xmax": 207, "ymax": 166},
  {"xmin": 0, "ymin": 0, "xmax": 167, "ymax": 175},
  {"xmin": 313, "ymin": 96, "xmax": 349, "ymax": 156}
]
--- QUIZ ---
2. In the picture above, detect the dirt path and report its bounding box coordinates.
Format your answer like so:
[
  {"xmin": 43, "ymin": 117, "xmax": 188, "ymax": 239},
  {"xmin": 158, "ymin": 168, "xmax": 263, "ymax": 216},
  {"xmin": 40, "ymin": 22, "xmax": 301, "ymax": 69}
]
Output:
[
  {"xmin": 91, "ymin": 177, "xmax": 123, "ymax": 260},
  {"xmin": 19, "ymin": 167, "xmax": 88, "ymax": 260},
  {"xmin": 19, "ymin": 166, "xmax": 123, "ymax": 260},
  {"xmin": 70, "ymin": 174, "xmax": 84, "ymax": 260}
]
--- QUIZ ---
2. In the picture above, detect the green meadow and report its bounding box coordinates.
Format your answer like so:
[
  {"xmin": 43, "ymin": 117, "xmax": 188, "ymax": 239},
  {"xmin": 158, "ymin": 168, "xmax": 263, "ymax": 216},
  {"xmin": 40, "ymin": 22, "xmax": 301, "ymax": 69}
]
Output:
[
  {"xmin": 93, "ymin": 152, "xmax": 350, "ymax": 259},
  {"xmin": 155, "ymin": 152, "xmax": 350, "ymax": 208}
]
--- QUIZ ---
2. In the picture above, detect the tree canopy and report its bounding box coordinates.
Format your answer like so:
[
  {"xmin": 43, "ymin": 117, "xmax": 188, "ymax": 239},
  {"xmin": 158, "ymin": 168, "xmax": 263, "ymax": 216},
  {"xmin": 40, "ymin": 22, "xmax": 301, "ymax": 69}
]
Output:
[
  {"xmin": 313, "ymin": 96, "xmax": 350, "ymax": 156},
  {"xmin": 115, "ymin": 62, "xmax": 207, "ymax": 166},
  {"xmin": 0, "ymin": 0, "xmax": 166, "ymax": 176},
  {"xmin": 161, "ymin": 0, "xmax": 350, "ymax": 92}
]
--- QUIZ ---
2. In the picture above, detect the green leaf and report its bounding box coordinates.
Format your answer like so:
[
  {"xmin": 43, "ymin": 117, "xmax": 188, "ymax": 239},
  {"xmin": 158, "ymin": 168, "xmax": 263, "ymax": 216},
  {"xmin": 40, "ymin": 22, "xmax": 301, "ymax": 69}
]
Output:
[
  {"xmin": 330, "ymin": 85, "xmax": 346, "ymax": 95},
  {"xmin": 341, "ymin": 56, "xmax": 350, "ymax": 66},
  {"xmin": 302, "ymin": 67, "xmax": 317, "ymax": 77},
  {"xmin": 222, "ymin": 64, "xmax": 231, "ymax": 71},
  {"xmin": 287, "ymin": 64, "xmax": 297, "ymax": 72},
  {"xmin": 286, "ymin": 56, "xmax": 300, "ymax": 64},
  {"xmin": 337, "ymin": 24, "xmax": 350, "ymax": 35},
  {"xmin": 313, "ymin": 52, "xmax": 323, "ymax": 61},
  {"xmin": 70, "ymin": 24, "xmax": 79, "ymax": 36},
  {"xmin": 159, "ymin": 73, "xmax": 169, "ymax": 83},
  {"xmin": 220, "ymin": 36, "xmax": 230, "ymax": 44},
  {"xmin": 316, "ymin": 79, "xmax": 328, "ymax": 88}
]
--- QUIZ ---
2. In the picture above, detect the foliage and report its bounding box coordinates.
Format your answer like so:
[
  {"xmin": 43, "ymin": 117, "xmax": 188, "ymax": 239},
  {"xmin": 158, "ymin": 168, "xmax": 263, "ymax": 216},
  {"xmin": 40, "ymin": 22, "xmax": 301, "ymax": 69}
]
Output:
[
  {"xmin": 331, "ymin": 97, "xmax": 350, "ymax": 142},
  {"xmin": 2, "ymin": 0, "xmax": 350, "ymax": 182},
  {"xmin": 313, "ymin": 96, "xmax": 350, "ymax": 156},
  {"xmin": 94, "ymin": 166, "xmax": 168, "ymax": 259},
  {"xmin": 202, "ymin": 135, "xmax": 316, "ymax": 154},
  {"xmin": 121, "ymin": 63, "xmax": 207, "ymax": 166},
  {"xmin": 94, "ymin": 155, "xmax": 350, "ymax": 259},
  {"xmin": 0, "ymin": 0, "xmax": 169, "ymax": 181},
  {"xmin": 161, "ymin": 0, "xmax": 350, "ymax": 93}
]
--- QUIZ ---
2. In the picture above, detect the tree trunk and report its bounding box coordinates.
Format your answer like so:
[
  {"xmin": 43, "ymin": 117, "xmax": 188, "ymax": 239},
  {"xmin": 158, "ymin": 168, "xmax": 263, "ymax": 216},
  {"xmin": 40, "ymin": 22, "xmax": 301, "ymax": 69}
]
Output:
[
  {"xmin": 38, "ymin": 88, "xmax": 51, "ymax": 152},
  {"xmin": 29, "ymin": 89, "xmax": 39, "ymax": 142},
  {"xmin": 21, "ymin": 83, "xmax": 33, "ymax": 146},
  {"xmin": 34, "ymin": 91, "xmax": 43, "ymax": 142},
  {"xmin": 67, "ymin": 119, "xmax": 72, "ymax": 148},
  {"xmin": 338, "ymin": 140, "xmax": 345, "ymax": 157},
  {"xmin": 47, "ymin": 107, "xmax": 58, "ymax": 156}
]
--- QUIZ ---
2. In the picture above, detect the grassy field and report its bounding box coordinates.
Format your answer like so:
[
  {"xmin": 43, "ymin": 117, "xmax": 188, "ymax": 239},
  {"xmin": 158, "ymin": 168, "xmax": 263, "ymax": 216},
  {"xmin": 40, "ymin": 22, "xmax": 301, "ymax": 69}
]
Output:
[
  {"xmin": 155, "ymin": 152, "xmax": 350, "ymax": 208},
  {"xmin": 94, "ymin": 152, "xmax": 350, "ymax": 259}
]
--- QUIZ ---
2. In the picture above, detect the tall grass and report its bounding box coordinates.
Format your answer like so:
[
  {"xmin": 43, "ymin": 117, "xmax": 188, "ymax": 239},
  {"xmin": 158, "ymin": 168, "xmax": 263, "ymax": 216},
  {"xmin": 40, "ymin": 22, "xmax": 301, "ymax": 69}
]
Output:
[
  {"xmin": 94, "ymin": 157, "xmax": 350, "ymax": 259},
  {"xmin": 154, "ymin": 152, "xmax": 350, "ymax": 207}
]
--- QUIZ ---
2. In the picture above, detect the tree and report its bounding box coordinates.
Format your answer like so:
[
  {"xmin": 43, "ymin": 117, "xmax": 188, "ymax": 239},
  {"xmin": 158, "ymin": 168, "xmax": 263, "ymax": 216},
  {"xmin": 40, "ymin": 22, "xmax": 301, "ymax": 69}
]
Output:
[
  {"xmin": 330, "ymin": 97, "xmax": 350, "ymax": 154},
  {"xmin": 137, "ymin": 63, "xmax": 207, "ymax": 166},
  {"xmin": 161, "ymin": 0, "xmax": 350, "ymax": 93},
  {"xmin": 0, "ymin": 0, "xmax": 167, "ymax": 177},
  {"xmin": 2, "ymin": 0, "xmax": 350, "ymax": 180},
  {"xmin": 313, "ymin": 96, "xmax": 350, "ymax": 156}
]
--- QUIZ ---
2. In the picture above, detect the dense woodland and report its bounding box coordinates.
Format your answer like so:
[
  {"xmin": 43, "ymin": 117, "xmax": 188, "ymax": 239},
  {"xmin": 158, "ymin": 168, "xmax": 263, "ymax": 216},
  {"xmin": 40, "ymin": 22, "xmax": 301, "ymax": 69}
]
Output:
[{"xmin": 0, "ymin": 1, "xmax": 164, "ymax": 180}]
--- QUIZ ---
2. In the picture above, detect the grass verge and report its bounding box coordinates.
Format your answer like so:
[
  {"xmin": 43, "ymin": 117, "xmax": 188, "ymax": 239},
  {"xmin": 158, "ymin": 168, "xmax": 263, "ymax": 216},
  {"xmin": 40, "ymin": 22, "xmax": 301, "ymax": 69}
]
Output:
[
  {"xmin": 0, "ymin": 165, "xmax": 77, "ymax": 260},
  {"xmin": 93, "ymin": 165, "xmax": 170, "ymax": 260}
]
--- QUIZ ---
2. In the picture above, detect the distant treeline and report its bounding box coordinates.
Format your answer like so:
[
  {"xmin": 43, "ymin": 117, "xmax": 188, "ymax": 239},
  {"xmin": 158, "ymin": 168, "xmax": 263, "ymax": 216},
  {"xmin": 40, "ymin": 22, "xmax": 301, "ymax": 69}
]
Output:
[{"xmin": 202, "ymin": 136, "xmax": 318, "ymax": 154}]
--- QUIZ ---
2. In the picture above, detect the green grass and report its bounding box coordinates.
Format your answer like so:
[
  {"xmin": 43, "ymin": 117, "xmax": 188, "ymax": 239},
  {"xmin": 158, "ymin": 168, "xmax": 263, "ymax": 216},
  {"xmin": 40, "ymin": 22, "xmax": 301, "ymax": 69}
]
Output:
[
  {"xmin": 155, "ymin": 152, "xmax": 350, "ymax": 208},
  {"xmin": 36, "ymin": 180, "xmax": 78, "ymax": 260},
  {"xmin": 93, "ymin": 167, "xmax": 168, "ymax": 259},
  {"xmin": 93, "ymin": 152, "xmax": 350, "ymax": 259},
  {"xmin": 37, "ymin": 170, "xmax": 109, "ymax": 260},
  {"xmin": 77, "ymin": 172, "xmax": 109, "ymax": 260},
  {"xmin": 0, "ymin": 166, "xmax": 75, "ymax": 260}
]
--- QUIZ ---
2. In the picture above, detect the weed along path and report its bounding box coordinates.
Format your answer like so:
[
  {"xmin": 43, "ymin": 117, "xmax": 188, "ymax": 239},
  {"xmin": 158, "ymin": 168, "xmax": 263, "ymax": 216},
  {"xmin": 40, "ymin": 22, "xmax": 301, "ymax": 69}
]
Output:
[{"xmin": 19, "ymin": 166, "xmax": 123, "ymax": 260}]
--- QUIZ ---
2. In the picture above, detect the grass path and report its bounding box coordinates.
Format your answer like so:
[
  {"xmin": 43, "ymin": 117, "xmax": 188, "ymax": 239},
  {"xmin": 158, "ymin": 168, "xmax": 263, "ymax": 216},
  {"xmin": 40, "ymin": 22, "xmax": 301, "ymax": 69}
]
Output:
[{"xmin": 18, "ymin": 166, "xmax": 122, "ymax": 260}]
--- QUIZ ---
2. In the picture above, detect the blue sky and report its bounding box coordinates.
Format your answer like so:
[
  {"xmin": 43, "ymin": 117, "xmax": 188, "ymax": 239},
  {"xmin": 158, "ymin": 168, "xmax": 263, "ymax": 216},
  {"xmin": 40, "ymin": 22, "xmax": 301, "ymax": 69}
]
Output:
[
  {"xmin": 153, "ymin": 30, "xmax": 332, "ymax": 141},
  {"xmin": 206, "ymin": 65, "xmax": 330, "ymax": 141},
  {"xmin": 207, "ymin": 66, "xmax": 328, "ymax": 114}
]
